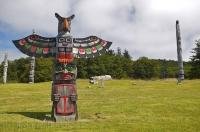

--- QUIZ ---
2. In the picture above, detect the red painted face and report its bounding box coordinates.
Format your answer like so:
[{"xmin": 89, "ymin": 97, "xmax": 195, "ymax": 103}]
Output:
[{"xmin": 57, "ymin": 53, "xmax": 74, "ymax": 64}]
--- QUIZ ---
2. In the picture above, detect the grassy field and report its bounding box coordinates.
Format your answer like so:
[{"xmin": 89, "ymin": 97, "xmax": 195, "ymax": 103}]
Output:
[{"xmin": 0, "ymin": 79, "xmax": 199, "ymax": 132}]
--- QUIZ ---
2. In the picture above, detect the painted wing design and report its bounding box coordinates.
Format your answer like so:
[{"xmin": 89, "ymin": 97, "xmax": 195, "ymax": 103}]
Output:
[
  {"xmin": 12, "ymin": 34, "xmax": 56, "ymax": 57},
  {"xmin": 72, "ymin": 36, "xmax": 112, "ymax": 58}
]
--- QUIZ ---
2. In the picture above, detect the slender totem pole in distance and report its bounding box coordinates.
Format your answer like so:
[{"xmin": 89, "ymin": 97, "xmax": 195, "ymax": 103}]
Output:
[
  {"xmin": 12, "ymin": 13, "xmax": 112, "ymax": 121},
  {"xmin": 29, "ymin": 30, "xmax": 36, "ymax": 84},
  {"xmin": 176, "ymin": 20, "xmax": 184, "ymax": 83},
  {"xmin": 29, "ymin": 56, "xmax": 35, "ymax": 83},
  {"xmin": 3, "ymin": 53, "xmax": 8, "ymax": 84}
]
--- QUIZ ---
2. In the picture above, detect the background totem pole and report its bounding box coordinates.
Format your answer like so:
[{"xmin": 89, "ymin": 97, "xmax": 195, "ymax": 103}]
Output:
[
  {"xmin": 29, "ymin": 56, "xmax": 35, "ymax": 83},
  {"xmin": 12, "ymin": 13, "xmax": 112, "ymax": 121},
  {"xmin": 176, "ymin": 20, "xmax": 184, "ymax": 83},
  {"xmin": 3, "ymin": 53, "xmax": 8, "ymax": 84},
  {"xmin": 29, "ymin": 30, "xmax": 36, "ymax": 84}
]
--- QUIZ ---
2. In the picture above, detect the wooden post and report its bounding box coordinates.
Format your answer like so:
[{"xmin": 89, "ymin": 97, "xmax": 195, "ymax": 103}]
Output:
[
  {"xmin": 29, "ymin": 29, "xmax": 36, "ymax": 83},
  {"xmin": 29, "ymin": 56, "xmax": 35, "ymax": 83},
  {"xmin": 176, "ymin": 20, "xmax": 184, "ymax": 83},
  {"xmin": 3, "ymin": 53, "xmax": 8, "ymax": 84}
]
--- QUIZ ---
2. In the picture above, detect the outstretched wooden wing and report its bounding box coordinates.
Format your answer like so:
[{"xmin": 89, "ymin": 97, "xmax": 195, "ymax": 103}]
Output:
[
  {"xmin": 72, "ymin": 36, "xmax": 112, "ymax": 58},
  {"xmin": 12, "ymin": 34, "xmax": 56, "ymax": 57}
]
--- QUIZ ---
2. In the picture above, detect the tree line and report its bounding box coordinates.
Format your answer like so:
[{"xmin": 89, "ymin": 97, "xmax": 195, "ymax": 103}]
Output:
[{"xmin": 0, "ymin": 42, "xmax": 199, "ymax": 83}]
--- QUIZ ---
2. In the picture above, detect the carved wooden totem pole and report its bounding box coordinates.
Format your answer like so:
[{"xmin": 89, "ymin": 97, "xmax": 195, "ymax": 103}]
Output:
[
  {"xmin": 29, "ymin": 56, "xmax": 35, "ymax": 83},
  {"xmin": 176, "ymin": 20, "xmax": 184, "ymax": 83},
  {"xmin": 3, "ymin": 53, "xmax": 8, "ymax": 84},
  {"xmin": 12, "ymin": 13, "xmax": 112, "ymax": 121}
]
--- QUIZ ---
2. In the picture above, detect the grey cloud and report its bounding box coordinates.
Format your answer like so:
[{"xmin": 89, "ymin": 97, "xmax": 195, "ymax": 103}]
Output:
[
  {"xmin": 0, "ymin": 0, "xmax": 200, "ymax": 61},
  {"xmin": 0, "ymin": 0, "xmax": 71, "ymax": 34}
]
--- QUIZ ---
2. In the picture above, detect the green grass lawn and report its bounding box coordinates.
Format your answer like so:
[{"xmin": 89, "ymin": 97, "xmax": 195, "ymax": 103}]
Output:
[{"xmin": 0, "ymin": 79, "xmax": 199, "ymax": 132}]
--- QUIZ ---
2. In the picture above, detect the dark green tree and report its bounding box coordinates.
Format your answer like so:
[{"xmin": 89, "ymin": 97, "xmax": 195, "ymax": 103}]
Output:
[
  {"xmin": 34, "ymin": 58, "xmax": 53, "ymax": 82},
  {"xmin": 1, "ymin": 47, "xmax": 194, "ymax": 82},
  {"xmin": 132, "ymin": 57, "xmax": 158, "ymax": 79},
  {"xmin": 111, "ymin": 56, "xmax": 125, "ymax": 78},
  {"xmin": 117, "ymin": 47, "xmax": 122, "ymax": 56},
  {"xmin": 7, "ymin": 61, "xmax": 18, "ymax": 82},
  {"xmin": 123, "ymin": 49, "xmax": 131, "ymax": 59},
  {"xmin": 15, "ymin": 58, "xmax": 30, "ymax": 82},
  {"xmin": 107, "ymin": 49, "xmax": 115, "ymax": 55},
  {"xmin": 189, "ymin": 40, "xmax": 200, "ymax": 78},
  {"xmin": 76, "ymin": 58, "xmax": 88, "ymax": 78},
  {"xmin": 160, "ymin": 59, "xmax": 168, "ymax": 79}
]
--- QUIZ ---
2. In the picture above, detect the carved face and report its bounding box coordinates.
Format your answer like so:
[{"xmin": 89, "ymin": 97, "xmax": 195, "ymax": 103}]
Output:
[{"xmin": 55, "ymin": 13, "xmax": 75, "ymax": 33}]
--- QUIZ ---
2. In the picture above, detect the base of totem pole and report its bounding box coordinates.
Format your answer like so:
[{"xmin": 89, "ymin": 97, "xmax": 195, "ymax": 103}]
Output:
[{"xmin": 51, "ymin": 103, "xmax": 78, "ymax": 122}]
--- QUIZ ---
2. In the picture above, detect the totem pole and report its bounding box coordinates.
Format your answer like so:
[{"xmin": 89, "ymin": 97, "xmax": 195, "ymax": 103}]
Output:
[
  {"xmin": 29, "ymin": 56, "xmax": 35, "ymax": 83},
  {"xmin": 29, "ymin": 30, "xmax": 36, "ymax": 83},
  {"xmin": 176, "ymin": 20, "xmax": 184, "ymax": 83},
  {"xmin": 12, "ymin": 13, "xmax": 112, "ymax": 121},
  {"xmin": 3, "ymin": 53, "xmax": 8, "ymax": 84}
]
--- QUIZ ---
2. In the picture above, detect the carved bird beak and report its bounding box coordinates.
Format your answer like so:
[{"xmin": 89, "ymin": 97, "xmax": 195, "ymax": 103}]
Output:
[{"xmin": 63, "ymin": 19, "xmax": 69, "ymax": 31}]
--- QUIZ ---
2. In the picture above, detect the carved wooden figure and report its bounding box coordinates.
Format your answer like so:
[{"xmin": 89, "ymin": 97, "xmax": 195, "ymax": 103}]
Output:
[
  {"xmin": 29, "ymin": 56, "xmax": 35, "ymax": 83},
  {"xmin": 12, "ymin": 13, "xmax": 112, "ymax": 121},
  {"xmin": 3, "ymin": 53, "xmax": 8, "ymax": 84},
  {"xmin": 176, "ymin": 20, "xmax": 184, "ymax": 83}
]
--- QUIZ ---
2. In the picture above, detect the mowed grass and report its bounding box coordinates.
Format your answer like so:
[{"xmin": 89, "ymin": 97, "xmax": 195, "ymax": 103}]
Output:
[{"xmin": 0, "ymin": 79, "xmax": 199, "ymax": 132}]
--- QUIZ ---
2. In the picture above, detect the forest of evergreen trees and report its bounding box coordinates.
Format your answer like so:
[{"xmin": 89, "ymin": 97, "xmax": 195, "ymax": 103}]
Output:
[{"xmin": 0, "ymin": 48, "xmax": 194, "ymax": 83}]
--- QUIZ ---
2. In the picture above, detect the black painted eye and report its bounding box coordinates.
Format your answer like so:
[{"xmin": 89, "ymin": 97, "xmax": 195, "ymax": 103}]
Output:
[
  {"xmin": 66, "ymin": 38, "xmax": 72, "ymax": 43},
  {"xmin": 59, "ymin": 38, "xmax": 65, "ymax": 42}
]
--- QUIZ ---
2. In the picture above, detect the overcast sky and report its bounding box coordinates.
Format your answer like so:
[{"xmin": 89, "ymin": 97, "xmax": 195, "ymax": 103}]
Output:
[{"xmin": 0, "ymin": 0, "xmax": 200, "ymax": 62}]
